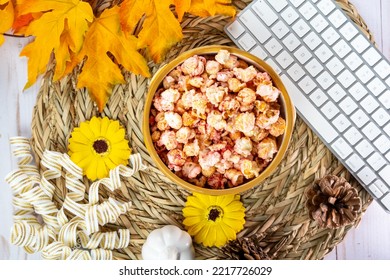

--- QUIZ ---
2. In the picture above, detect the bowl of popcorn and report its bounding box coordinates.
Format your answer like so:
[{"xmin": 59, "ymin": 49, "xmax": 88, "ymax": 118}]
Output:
[{"xmin": 143, "ymin": 46, "xmax": 294, "ymax": 195}]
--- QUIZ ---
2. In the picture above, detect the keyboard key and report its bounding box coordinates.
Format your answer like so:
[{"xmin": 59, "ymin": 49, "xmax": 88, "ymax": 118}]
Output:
[
  {"xmin": 240, "ymin": 10, "xmax": 272, "ymax": 43},
  {"xmin": 268, "ymin": 0, "xmax": 288, "ymax": 12},
  {"xmin": 252, "ymin": 0, "xmax": 278, "ymax": 26},
  {"xmin": 355, "ymin": 139, "xmax": 375, "ymax": 158},
  {"xmin": 387, "ymin": 151, "xmax": 390, "ymax": 162},
  {"xmin": 317, "ymin": 0, "xmax": 336, "ymax": 15},
  {"xmin": 339, "ymin": 96, "xmax": 357, "ymax": 115},
  {"xmin": 292, "ymin": 19, "xmax": 310, "ymax": 38},
  {"xmin": 385, "ymin": 123, "xmax": 390, "ymax": 137},
  {"xmin": 374, "ymin": 135, "xmax": 390, "ymax": 153},
  {"xmin": 367, "ymin": 152, "xmax": 387, "ymax": 171},
  {"xmin": 304, "ymin": 32, "xmax": 322, "ymax": 50},
  {"xmin": 374, "ymin": 180, "xmax": 388, "ymax": 195},
  {"xmin": 367, "ymin": 78, "xmax": 386, "ymax": 96},
  {"xmin": 332, "ymin": 114, "xmax": 351, "ymax": 132},
  {"xmin": 276, "ymin": 50, "xmax": 294, "ymax": 69},
  {"xmin": 314, "ymin": 45, "xmax": 333, "ymax": 63},
  {"xmin": 265, "ymin": 38, "xmax": 283, "ymax": 56},
  {"xmin": 379, "ymin": 91, "xmax": 390, "ymax": 109},
  {"xmin": 357, "ymin": 167, "xmax": 376, "ymax": 185},
  {"xmin": 328, "ymin": 9, "xmax": 347, "ymax": 28},
  {"xmin": 374, "ymin": 60, "xmax": 390, "ymax": 79},
  {"xmin": 305, "ymin": 58, "xmax": 324, "ymax": 77},
  {"xmin": 333, "ymin": 39, "xmax": 352, "ymax": 58},
  {"xmin": 294, "ymin": 46, "xmax": 312, "ymax": 64},
  {"xmin": 338, "ymin": 70, "xmax": 356, "ymax": 88},
  {"xmin": 226, "ymin": 21, "xmax": 245, "ymax": 39},
  {"xmin": 317, "ymin": 71, "xmax": 335, "ymax": 90},
  {"xmin": 329, "ymin": 84, "xmax": 346, "ymax": 102},
  {"xmin": 281, "ymin": 74, "xmax": 338, "ymax": 143},
  {"xmin": 281, "ymin": 6, "xmax": 299, "ymax": 24},
  {"xmin": 299, "ymin": 2, "xmax": 317, "ymax": 20},
  {"xmin": 310, "ymin": 89, "xmax": 328, "ymax": 107},
  {"xmin": 380, "ymin": 193, "xmax": 390, "ymax": 211},
  {"xmin": 344, "ymin": 126, "xmax": 363, "ymax": 145},
  {"xmin": 321, "ymin": 101, "xmax": 340, "ymax": 120},
  {"xmin": 356, "ymin": 65, "xmax": 375, "ymax": 84},
  {"xmin": 271, "ymin": 20, "xmax": 289, "ymax": 39},
  {"xmin": 372, "ymin": 108, "xmax": 390, "ymax": 127},
  {"xmin": 339, "ymin": 22, "xmax": 359, "ymax": 41},
  {"xmin": 298, "ymin": 76, "xmax": 317, "ymax": 94},
  {"xmin": 331, "ymin": 138, "xmax": 353, "ymax": 159},
  {"xmin": 326, "ymin": 57, "xmax": 344, "ymax": 75},
  {"xmin": 265, "ymin": 58, "xmax": 282, "ymax": 74},
  {"xmin": 250, "ymin": 46, "xmax": 268, "ymax": 59},
  {"xmin": 345, "ymin": 153, "xmax": 365, "ymax": 172},
  {"xmin": 290, "ymin": 0, "xmax": 305, "ymax": 7},
  {"xmin": 311, "ymin": 14, "xmax": 329, "ymax": 33},
  {"xmin": 344, "ymin": 52, "xmax": 363, "ymax": 71},
  {"xmin": 362, "ymin": 122, "xmax": 381, "ymax": 141},
  {"xmin": 349, "ymin": 82, "xmax": 368, "ymax": 101},
  {"xmin": 369, "ymin": 184, "xmax": 384, "ymax": 199},
  {"xmin": 282, "ymin": 33, "xmax": 301, "ymax": 51},
  {"xmin": 321, "ymin": 27, "xmax": 340, "ymax": 46},
  {"xmin": 361, "ymin": 95, "xmax": 379, "ymax": 113},
  {"xmin": 351, "ymin": 35, "xmax": 370, "ymax": 54},
  {"xmin": 379, "ymin": 166, "xmax": 390, "ymax": 185},
  {"xmin": 287, "ymin": 63, "xmax": 305, "ymax": 81},
  {"xmin": 363, "ymin": 47, "xmax": 382, "ymax": 66},
  {"xmin": 350, "ymin": 109, "xmax": 369, "ymax": 128},
  {"xmin": 238, "ymin": 33, "xmax": 256, "ymax": 51}
]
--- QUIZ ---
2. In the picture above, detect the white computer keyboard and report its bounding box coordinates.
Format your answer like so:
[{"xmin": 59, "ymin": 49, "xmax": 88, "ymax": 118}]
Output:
[{"xmin": 225, "ymin": 0, "xmax": 390, "ymax": 212}]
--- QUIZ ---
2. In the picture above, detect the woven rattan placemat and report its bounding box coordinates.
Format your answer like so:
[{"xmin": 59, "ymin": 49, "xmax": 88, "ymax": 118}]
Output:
[{"xmin": 30, "ymin": 0, "xmax": 374, "ymax": 259}]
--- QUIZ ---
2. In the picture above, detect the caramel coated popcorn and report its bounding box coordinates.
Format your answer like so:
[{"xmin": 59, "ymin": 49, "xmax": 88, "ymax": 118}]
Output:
[{"xmin": 150, "ymin": 50, "xmax": 286, "ymax": 189}]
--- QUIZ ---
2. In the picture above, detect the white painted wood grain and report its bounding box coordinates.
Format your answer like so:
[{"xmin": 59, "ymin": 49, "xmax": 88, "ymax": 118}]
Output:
[{"xmin": 0, "ymin": 0, "xmax": 389, "ymax": 260}]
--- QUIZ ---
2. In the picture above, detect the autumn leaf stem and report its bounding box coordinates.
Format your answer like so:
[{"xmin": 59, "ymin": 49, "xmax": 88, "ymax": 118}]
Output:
[{"xmin": 1, "ymin": 33, "xmax": 27, "ymax": 38}]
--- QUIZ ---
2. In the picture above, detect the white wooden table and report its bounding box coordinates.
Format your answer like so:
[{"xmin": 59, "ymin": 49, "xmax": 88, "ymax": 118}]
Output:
[{"xmin": 1, "ymin": 0, "xmax": 390, "ymax": 260}]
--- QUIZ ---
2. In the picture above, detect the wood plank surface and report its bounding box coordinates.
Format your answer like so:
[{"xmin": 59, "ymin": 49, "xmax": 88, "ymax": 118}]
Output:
[{"xmin": 0, "ymin": 0, "xmax": 389, "ymax": 260}]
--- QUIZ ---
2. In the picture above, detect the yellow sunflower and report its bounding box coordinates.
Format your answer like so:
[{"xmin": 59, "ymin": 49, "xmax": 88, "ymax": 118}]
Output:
[
  {"xmin": 68, "ymin": 116, "xmax": 131, "ymax": 181},
  {"xmin": 182, "ymin": 193, "xmax": 245, "ymax": 247}
]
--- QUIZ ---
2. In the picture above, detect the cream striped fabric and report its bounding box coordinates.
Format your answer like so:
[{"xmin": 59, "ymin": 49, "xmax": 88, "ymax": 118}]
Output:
[{"xmin": 5, "ymin": 137, "xmax": 147, "ymax": 260}]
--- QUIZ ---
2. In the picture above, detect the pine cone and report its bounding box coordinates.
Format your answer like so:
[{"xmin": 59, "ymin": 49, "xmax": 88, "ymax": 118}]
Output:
[
  {"xmin": 306, "ymin": 175, "xmax": 362, "ymax": 229},
  {"xmin": 224, "ymin": 236, "xmax": 270, "ymax": 260}
]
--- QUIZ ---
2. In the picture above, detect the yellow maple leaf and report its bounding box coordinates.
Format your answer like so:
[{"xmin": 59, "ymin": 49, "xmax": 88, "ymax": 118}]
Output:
[
  {"xmin": 0, "ymin": 0, "xmax": 14, "ymax": 46},
  {"xmin": 76, "ymin": 5, "xmax": 150, "ymax": 112},
  {"xmin": 189, "ymin": 0, "xmax": 236, "ymax": 17},
  {"xmin": 138, "ymin": 0, "xmax": 183, "ymax": 63},
  {"xmin": 19, "ymin": 0, "xmax": 93, "ymax": 88},
  {"xmin": 120, "ymin": 0, "xmax": 235, "ymax": 63},
  {"xmin": 173, "ymin": 0, "xmax": 191, "ymax": 22},
  {"xmin": 12, "ymin": 0, "xmax": 44, "ymax": 35}
]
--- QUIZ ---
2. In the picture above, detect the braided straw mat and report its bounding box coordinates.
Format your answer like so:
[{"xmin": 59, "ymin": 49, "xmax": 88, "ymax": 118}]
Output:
[{"xmin": 30, "ymin": 0, "xmax": 374, "ymax": 260}]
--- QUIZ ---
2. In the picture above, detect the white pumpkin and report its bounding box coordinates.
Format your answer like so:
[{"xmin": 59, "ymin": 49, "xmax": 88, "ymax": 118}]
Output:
[{"xmin": 142, "ymin": 225, "xmax": 195, "ymax": 260}]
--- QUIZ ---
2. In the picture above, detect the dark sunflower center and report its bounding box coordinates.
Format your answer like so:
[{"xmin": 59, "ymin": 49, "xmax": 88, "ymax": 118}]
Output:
[
  {"xmin": 208, "ymin": 208, "xmax": 221, "ymax": 221},
  {"xmin": 93, "ymin": 139, "xmax": 108, "ymax": 154}
]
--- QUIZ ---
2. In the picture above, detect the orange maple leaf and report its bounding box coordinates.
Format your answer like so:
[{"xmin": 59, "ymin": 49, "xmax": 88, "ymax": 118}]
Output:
[
  {"xmin": 12, "ymin": 0, "xmax": 43, "ymax": 35},
  {"xmin": 120, "ymin": 0, "xmax": 235, "ymax": 63},
  {"xmin": 0, "ymin": 0, "xmax": 14, "ymax": 46},
  {"xmin": 18, "ymin": 0, "xmax": 94, "ymax": 88},
  {"xmin": 76, "ymin": 6, "xmax": 150, "ymax": 112},
  {"xmin": 188, "ymin": 0, "xmax": 236, "ymax": 17}
]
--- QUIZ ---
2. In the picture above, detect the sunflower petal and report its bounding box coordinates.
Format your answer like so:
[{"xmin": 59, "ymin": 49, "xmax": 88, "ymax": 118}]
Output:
[
  {"xmin": 85, "ymin": 157, "xmax": 98, "ymax": 181},
  {"xmin": 183, "ymin": 215, "xmax": 202, "ymax": 227},
  {"xmin": 70, "ymin": 130, "xmax": 91, "ymax": 144},
  {"xmin": 110, "ymin": 128, "xmax": 126, "ymax": 144},
  {"xmin": 182, "ymin": 206, "xmax": 204, "ymax": 218},
  {"xmin": 68, "ymin": 141, "xmax": 90, "ymax": 153},
  {"xmin": 89, "ymin": 117, "xmax": 102, "ymax": 137},
  {"xmin": 79, "ymin": 121, "xmax": 96, "ymax": 140},
  {"xmin": 106, "ymin": 120, "xmax": 120, "ymax": 136},
  {"xmin": 100, "ymin": 117, "xmax": 110, "ymax": 135},
  {"xmin": 96, "ymin": 158, "xmax": 109, "ymax": 179}
]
